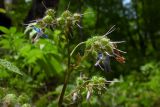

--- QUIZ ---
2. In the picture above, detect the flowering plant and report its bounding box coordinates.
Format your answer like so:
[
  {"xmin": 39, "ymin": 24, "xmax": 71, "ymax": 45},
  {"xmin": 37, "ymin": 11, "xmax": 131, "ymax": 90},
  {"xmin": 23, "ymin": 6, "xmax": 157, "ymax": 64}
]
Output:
[{"xmin": 26, "ymin": 8, "xmax": 126, "ymax": 106}]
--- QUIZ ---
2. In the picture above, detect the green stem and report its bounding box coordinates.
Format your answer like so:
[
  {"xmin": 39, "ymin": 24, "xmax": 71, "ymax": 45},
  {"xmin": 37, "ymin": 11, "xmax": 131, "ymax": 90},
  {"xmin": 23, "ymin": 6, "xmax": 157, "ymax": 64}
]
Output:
[
  {"xmin": 70, "ymin": 42, "xmax": 85, "ymax": 57},
  {"xmin": 58, "ymin": 38, "xmax": 71, "ymax": 107}
]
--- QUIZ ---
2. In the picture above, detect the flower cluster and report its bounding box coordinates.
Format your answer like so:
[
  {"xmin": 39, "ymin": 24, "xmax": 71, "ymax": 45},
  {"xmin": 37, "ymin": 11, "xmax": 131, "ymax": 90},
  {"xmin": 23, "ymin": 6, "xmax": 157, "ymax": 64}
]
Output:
[
  {"xmin": 69, "ymin": 75, "xmax": 108, "ymax": 103},
  {"xmin": 85, "ymin": 35, "xmax": 126, "ymax": 71},
  {"xmin": 36, "ymin": 9, "xmax": 81, "ymax": 29},
  {"xmin": 24, "ymin": 7, "xmax": 126, "ymax": 106},
  {"xmin": 68, "ymin": 75, "xmax": 120, "ymax": 103},
  {"xmin": 25, "ymin": 9, "xmax": 82, "ymax": 42}
]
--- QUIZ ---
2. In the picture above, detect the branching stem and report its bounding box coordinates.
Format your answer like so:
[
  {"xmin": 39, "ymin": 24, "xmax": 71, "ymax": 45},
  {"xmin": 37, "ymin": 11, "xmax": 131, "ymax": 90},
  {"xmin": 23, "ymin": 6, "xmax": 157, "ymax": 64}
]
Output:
[{"xmin": 70, "ymin": 42, "xmax": 86, "ymax": 56}]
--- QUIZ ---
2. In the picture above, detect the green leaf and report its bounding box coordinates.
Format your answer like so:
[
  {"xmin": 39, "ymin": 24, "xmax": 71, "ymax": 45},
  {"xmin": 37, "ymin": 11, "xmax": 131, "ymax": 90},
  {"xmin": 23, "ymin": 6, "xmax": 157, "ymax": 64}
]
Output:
[
  {"xmin": 0, "ymin": 39, "xmax": 11, "ymax": 49},
  {"xmin": 50, "ymin": 57, "xmax": 63, "ymax": 73},
  {"xmin": 0, "ymin": 59, "xmax": 23, "ymax": 75},
  {"xmin": 83, "ymin": 7, "xmax": 96, "ymax": 27},
  {"xmin": 0, "ymin": 26, "xmax": 9, "ymax": 34},
  {"xmin": 0, "ymin": 8, "xmax": 6, "ymax": 13},
  {"xmin": 0, "ymin": 68, "xmax": 9, "ymax": 78},
  {"xmin": 10, "ymin": 27, "xmax": 17, "ymax": 34},
  {"xmin": 27, "ymin": 49, "xmax": 43, "ymax": 63}
]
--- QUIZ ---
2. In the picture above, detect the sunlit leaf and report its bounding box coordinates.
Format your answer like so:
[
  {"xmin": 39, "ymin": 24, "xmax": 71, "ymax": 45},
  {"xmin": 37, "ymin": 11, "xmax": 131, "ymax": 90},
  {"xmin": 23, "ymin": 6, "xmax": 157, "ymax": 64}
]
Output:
[
  {"xmin": 0, "ymin": 26, "xmax": 9, "ymax": 34},
  {"xmin": 0, "ymin": 8, "xmax": 6, "ymax": 13},
  {"xmin": 10, "ymin": 27, "xmax": 17, "ymax": 34}
]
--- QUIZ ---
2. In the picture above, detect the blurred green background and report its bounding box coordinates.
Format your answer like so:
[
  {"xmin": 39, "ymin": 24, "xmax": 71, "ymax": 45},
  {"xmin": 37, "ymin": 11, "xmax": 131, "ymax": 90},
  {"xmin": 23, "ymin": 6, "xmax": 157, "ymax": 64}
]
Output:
[{"xmin": 0, "ymin": 0, "xmax": 160, "ymax": 107}]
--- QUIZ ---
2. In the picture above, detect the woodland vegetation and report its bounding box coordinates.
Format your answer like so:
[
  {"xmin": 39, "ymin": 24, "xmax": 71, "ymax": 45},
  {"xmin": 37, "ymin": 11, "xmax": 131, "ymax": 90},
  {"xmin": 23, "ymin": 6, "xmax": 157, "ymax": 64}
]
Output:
[{"xmin": 0, "ymin": 0, "xmax": 160, "ymax": 107}]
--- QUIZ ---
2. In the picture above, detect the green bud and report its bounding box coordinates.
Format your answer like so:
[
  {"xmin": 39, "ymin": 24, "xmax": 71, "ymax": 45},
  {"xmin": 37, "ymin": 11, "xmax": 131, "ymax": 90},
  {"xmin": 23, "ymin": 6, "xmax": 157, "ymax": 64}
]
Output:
[
  {"xmin": 76, "ymin": 77, "xmax": 83, "ymax": 85},
  {"xmin": 61, "ymin": 10, "xmax": 72, "ymax": 18},
  {"xmin": 91, "ymin": 76, "xmax": 99, "ymax": 84},
  {"xmin": 37, "ymin": 20, "xmax": 45, "ymax": 27},
  {"xmin": 45, "ymin": 9, "xmax": 56, "ymax": 18},
  {"xmin": 57, "ymin": 17, "xmax": 65, "ymax": 26},
  {"xmin": 73, "ymin": 13, "xmax": 81, "ymax": 22},
  {"xmin": 101, "ymin": 38, "xmax": 113, "ymax": 53},
  {"xmin": 98, "ymin": 77, "xmax": 106, "ymax": 83},
  {"xmin": 17, "ymin": 94, "xmax": 29, "ymax": 104},
  {"xmin": 22, "ymin": 103, "xmax": 31, "ymax": 107},
  {"xmin": 85, "ymin": 36, "xmax": 114, "ymax": 56},
  {"xmin": 66, "ymin": 16, "xmax": 72, "ymax": 26},
  {"xmin": 3, "ymin": 94, "xmax": 17, "ymax": 105},
  {"xmin": 43, "ymin": 15, "xmax": 53, "ymax": 24},
  {"xmin": 85, "ymin": 36, "xmax": 99, "ymax": 49}
]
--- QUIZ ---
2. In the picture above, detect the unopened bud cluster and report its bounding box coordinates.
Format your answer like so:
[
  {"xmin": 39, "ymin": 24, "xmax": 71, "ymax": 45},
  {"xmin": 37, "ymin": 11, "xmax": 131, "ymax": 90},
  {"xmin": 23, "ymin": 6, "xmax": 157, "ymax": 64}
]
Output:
[
  {"xmin": 28, "ymin": 9, "xmax": 81, "ymax": 32},
  {"xmin": 71, "ymin": 76, "xmax": 107, "ymax": 102},
  {"xmin": 26, "ymin": 9, "xmax": 82, "ymax": 42}
]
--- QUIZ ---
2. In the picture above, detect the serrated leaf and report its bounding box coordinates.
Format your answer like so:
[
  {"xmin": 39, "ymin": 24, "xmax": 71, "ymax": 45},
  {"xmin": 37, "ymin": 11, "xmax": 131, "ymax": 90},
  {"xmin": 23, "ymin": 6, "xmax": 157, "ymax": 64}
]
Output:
[{"xmin": 0, "ymin": 59, "xmax": 23, "ymax": 75}]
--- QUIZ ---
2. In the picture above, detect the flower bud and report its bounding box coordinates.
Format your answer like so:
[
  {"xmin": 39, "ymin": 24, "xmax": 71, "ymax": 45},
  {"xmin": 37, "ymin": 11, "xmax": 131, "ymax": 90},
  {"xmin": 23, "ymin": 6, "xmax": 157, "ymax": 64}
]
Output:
[
  {"xmin": 43, "ymin": 15, "xmax": 53, "ymax": 24},
  {"xmin": 45, "ymin": 9, "xmax": 56, "ymax": 18},
  {"xmin": 61, "ymin": 10, "xmax": 72, "ymax": 18},
  {"xmin": 76, "ymin": 77, "xmax": 83, "ymax": 85},
  {"xmin": 73, "ymin": 13, "xmax": 81, "ymax": 23}
]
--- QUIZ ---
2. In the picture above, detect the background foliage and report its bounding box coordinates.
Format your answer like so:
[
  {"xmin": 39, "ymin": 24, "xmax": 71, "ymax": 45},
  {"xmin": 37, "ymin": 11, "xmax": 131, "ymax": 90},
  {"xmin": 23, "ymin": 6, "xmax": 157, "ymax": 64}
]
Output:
[{"xmin": 0, "ymin": 0, "xmax": 160, "ymax": 107}]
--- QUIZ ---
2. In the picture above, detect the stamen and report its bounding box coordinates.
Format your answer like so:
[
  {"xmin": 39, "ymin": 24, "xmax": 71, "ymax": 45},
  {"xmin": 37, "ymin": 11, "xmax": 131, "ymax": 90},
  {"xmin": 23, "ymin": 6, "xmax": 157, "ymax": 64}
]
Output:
[
  {"xmin": 95, "ymin": 60, "xmax": 101, "ymax": 66},
  {"xmin": 98, "ymin": 64, "xmax": 104, "ymax": 71},
  {"xmin": 42, "ymin": 0, "xmax": 47, "ymax": 10},
  {"xmin": 113, "ymin": 48, "xmax": 127, "ymax": 53},
  {"xmin": 113, "ymin": 52, "xmax": 120, "ymax": 57},
  {"xmin": 110, "ymin": 41, "xmax": 126, "ymax": 44},
  {"xmin": 76, "ymin": 23, "xmax": 83, "ymax": 28},
  {"xmin": 103, "ymin": 25, "xmax": 116, "ymax": 37},
  {"xmin": 105, "ymin": 52, "xmax": 113, "ymax": 57}
]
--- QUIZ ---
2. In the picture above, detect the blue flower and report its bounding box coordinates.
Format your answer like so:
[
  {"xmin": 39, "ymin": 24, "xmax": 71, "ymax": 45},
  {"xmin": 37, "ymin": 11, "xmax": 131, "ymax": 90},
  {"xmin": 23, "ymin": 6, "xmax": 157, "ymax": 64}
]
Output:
[
  {"xmin": 103, "ymin": 55, "xmax": 111, "ymax": 72},
  {"xmin": 33, "ymin": 26, "xmax": 48, "ymax": 41},
  {"xmin": 95, "ymin": 52, "xmax": 111, "ymax": 72},
  {"xmin": 95, "ymin": 52, "xmax": 103, "ymax": 66}
]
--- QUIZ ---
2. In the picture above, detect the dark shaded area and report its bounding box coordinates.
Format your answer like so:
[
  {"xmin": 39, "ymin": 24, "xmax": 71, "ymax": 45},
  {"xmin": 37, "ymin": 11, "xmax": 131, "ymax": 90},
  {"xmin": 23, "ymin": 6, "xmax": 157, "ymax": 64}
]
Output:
[
  {"xmin": 0, "ymin": 0, "xmax": 4, "ymax": 8},
  {"xmin": 25, "ymin": 0, "xmax": 59, "ymax": 23},
  {"xmin": 0, "ymin": 13, "xmax": 12, "ymax": 29},
  {"xmin": 0, "ymin": 1, "xmax": 11, "ymax": 34}
]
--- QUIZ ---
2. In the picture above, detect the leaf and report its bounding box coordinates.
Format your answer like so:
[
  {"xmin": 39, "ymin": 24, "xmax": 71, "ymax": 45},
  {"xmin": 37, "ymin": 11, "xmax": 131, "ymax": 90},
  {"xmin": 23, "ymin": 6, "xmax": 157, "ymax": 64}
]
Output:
[
  {"xmin": 0, "ymin": 39, "xmax": 10, "ymax": 49},
  {"xmin": 83, "ymin": 8, "xmax": 96, "ymax": 27},
  {"xmin": 27, "ymin": 49, "xmax": 43, "ymax": 63},
  {"xmin": 0, "ymin": 68, "xmax": 9, "ymax": 78},
  {"xmin": 0, "ymin": 59, "xmax": 23, "ymax": 75},
  {"xmin": 0, "ymin": 8, "xmax": 6, "ymax": 13},
  {"xmin": 50, "ymin": 57, "xmax": 63, "ymax": 73},
  {"xmin": 0, "ymin": 26, "xmax": 9, "ymax": 34},
  {"xmin": 10, "ymin": 27, "xmax": 17, "ymax": 34}
]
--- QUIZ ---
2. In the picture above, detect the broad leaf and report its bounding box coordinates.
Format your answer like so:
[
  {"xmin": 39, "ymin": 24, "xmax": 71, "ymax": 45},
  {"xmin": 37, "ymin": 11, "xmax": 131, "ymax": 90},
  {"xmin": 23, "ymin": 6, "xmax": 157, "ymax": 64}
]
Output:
[
  {"xmin": 0, "ymin": 59, "xmax": 23, "ymax": 75},
  {"xmin": 0, "ymin": 26, "xmax": 9, "ymax": 34}
]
